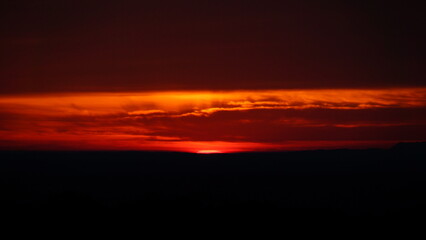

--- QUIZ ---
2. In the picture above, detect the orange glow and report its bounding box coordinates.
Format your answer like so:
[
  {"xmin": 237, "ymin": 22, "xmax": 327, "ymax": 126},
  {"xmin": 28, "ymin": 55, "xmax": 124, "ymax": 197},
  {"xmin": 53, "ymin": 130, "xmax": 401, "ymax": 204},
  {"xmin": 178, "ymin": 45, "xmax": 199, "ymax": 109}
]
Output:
[
  {"xmin": 0, "ymin": 88, "xmax": 425, "ymax": 116},
  {"xmin": 0, "ymin": 88, "xmax": 425, "ymax": 151},
  {"xmin": 197, "ymin": 150, "xmax": 222, "ymax": 154}
]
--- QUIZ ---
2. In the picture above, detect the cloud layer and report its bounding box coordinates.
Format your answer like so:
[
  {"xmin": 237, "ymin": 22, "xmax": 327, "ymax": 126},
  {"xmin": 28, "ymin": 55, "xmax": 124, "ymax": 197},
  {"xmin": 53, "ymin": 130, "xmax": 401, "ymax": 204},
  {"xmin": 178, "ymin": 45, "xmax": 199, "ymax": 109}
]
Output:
[{"xmin": 0, "ymin": 88, "xmax": 425, "ymax": 152}]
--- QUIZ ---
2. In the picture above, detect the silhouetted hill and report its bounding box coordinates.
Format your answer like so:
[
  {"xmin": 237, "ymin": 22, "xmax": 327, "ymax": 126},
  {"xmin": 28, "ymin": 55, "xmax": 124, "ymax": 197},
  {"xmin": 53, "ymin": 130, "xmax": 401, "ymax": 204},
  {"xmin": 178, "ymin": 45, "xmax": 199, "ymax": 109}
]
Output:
[
  {"xmin": 1, "ymin": 143, "xmax": 425, "ymax": 217},
  {"xmin": 391, "ymin": 141, "xmax": 426, "ymax": 153}
]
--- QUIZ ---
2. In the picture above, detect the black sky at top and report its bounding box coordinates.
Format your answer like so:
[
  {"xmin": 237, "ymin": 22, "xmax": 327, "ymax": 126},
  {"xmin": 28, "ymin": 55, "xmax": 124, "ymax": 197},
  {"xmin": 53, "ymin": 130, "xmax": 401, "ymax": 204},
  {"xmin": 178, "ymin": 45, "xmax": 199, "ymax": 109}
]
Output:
[{"xmin": 0, "ymin": 0, "xmax": 424, "ymax": 93}]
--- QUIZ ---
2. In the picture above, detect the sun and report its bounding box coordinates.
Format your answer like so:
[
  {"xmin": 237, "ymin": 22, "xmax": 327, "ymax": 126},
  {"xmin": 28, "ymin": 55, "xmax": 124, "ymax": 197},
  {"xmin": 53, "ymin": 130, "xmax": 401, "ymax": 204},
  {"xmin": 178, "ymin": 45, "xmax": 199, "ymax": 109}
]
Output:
[{"xmin": 196, "ymin": 150, "xmax": 222, "ymax": 154}]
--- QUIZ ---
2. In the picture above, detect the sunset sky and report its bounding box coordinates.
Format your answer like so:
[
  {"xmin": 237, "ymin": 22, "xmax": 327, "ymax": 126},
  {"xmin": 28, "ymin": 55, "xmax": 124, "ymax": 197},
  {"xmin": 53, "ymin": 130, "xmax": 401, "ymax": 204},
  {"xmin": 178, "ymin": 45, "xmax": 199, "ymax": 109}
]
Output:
[{"xmin": 1, "ymin": 1, "xmax": 425, "ymax": 152}]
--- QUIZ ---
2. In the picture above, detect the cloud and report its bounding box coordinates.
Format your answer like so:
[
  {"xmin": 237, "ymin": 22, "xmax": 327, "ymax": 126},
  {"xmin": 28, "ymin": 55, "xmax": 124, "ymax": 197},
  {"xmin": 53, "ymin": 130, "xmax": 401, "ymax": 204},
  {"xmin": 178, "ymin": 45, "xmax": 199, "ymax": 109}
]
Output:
[
  {"xmin": 0, "ymin": 88, "xmax": 425, "ymax": 151},
  {"xmin": 127, "ymin": 110, "xmax": 166, "ymax": 116}
]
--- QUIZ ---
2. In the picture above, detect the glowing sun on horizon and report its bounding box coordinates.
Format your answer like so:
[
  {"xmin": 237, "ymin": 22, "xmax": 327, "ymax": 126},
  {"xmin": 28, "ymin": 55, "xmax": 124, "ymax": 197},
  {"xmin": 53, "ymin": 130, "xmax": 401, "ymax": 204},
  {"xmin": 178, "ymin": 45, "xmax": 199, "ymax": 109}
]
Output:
[{"xmin": 197, "ymin": 150, "xmax": 222, "ymax": 154}]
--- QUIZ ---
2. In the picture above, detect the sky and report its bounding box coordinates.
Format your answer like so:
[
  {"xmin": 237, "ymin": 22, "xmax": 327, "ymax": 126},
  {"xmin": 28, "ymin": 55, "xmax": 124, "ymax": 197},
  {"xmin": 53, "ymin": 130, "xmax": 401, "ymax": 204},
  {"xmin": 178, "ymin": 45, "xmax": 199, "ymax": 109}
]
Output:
[{"xmin": 0, "ymin": 0, "xmax": 425, "ymax": 152}]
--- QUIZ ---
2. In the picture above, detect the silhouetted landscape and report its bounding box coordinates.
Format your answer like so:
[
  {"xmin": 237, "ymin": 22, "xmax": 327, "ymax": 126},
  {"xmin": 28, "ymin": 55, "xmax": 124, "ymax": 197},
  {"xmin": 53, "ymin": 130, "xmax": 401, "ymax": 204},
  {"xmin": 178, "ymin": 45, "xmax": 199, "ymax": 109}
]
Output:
[{"xmin": 1, "ymin": 142, "xmax": 425, "ymax": 217}]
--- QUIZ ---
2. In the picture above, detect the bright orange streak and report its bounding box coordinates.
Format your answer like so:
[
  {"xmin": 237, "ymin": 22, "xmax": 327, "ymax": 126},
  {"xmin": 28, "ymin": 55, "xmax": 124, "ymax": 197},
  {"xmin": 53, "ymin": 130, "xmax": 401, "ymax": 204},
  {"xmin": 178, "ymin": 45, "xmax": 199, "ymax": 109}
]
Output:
[
  {"xmin": 0, "ymin": 88, "xmax": 425, "ymax": 117},
  {"xmin": 197, "ymin": 150, "xmax": 222, "ymax": 154},
  {"xmin": 0, "ymin": 88, "xmax": 425, "ymax": 151}
]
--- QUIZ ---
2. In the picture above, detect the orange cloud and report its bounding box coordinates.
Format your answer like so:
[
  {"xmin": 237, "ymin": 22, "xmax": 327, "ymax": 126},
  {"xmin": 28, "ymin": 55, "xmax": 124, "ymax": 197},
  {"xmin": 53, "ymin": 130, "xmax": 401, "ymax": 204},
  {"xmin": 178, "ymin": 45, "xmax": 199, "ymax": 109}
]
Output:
[{"xmin": 0, "ymin": 88, "xmax": 425, "ymax": 151}]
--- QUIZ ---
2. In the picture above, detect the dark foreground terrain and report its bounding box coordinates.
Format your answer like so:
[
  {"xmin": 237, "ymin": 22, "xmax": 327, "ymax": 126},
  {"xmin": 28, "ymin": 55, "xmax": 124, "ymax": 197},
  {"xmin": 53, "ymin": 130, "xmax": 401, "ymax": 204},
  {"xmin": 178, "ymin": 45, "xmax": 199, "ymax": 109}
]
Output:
[{"xmin": 1, "ymin": 142, "xmax": 426, "ymax": 217}]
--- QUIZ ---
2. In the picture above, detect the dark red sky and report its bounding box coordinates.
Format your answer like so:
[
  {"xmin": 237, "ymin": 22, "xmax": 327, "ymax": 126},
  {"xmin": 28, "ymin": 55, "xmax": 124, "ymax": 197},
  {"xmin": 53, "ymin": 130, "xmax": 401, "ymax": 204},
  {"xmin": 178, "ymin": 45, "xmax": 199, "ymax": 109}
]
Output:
[
  {"xmin": 0, "ymin": 1, "xmax": 425, "ymax": 152},
  {"xmin": 1, "ymin": 0, "xmax": 425, "ymax": 93}
]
